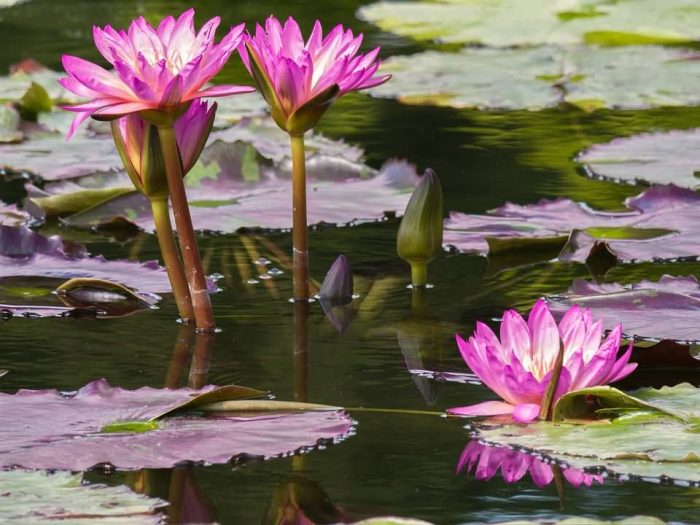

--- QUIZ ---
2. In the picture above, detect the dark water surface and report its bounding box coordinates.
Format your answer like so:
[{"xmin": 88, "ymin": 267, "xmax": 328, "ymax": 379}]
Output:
[{"xmin": 1, "ymin": 1, "xmax": 699, "ymax": 523}]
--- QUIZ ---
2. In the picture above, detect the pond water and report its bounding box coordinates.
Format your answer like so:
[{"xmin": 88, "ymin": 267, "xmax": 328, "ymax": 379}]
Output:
[{"xmin": 0, "ymin": 0, "xmax": 699, "ymax": 523}]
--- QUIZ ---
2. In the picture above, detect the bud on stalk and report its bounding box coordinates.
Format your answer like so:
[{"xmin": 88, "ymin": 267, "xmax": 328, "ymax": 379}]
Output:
[{"xmin": 397, "ymin": 169, "xmax": 444, "ymax": 287}]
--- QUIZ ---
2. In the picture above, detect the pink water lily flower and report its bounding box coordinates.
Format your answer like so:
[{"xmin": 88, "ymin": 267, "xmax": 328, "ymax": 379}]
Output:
[
  {"xmin": 112, "ymin": 100, "xmax": 216, "ymax": 196},
  {"xmin": 60, "ymin": 9, "xmax": 254, "ymax": 138},
  {"xmin": 458, "ymin": 441, "xmax": 603, "ymax": 488},
  {"xmin": 448, "ymin": 300, "xmax": 636, "ymax": 423},
  {"xmin": 239, "ymin": 15, "xmax": 390, "ymax": 133}
]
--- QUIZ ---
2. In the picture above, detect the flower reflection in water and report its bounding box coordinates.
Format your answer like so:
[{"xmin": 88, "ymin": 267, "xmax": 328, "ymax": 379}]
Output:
[{"xmin": 457, "ymin": 440, "xmax": 604, "ymax": 489}]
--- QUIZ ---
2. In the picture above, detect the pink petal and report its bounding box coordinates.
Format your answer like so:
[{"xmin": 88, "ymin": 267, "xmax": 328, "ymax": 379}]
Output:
[
  {"xmin": 512, "ymin": 403, "xmax": 540, "ymax": 423},
  {"xmin": 529, "ymin": 460, "xmax": 554, "ymax": 487},
  {"xmin": 500, "ymin": 309, "xmax": 531, "ymax": 365},
  {"xmin": 447, "ymin": 400, "xmax": 515, "ymax": 418},
  {"xmin": 194, "ymin": 84, "xmax": 256, "ymax": 98},
  {"xmin": 528, "ymin": 300, "xmax": 560, "ymax": 376}
]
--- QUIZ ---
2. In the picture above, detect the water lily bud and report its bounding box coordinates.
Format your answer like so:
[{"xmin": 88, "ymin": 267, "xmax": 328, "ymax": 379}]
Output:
[
  {"xmin": 111, "ymin": 101, "xmax": 216, "ymax": 199},
  {"xmin": 318, "ymin": 255, "xmax": 353, "ymax": 304},
  {"xmin": 318, "ymin": 255, "xmax": 354, "ymax": 334},
  {"xmin": 397, "ymin": 169, "xmax": 444, "ymax": 287}
]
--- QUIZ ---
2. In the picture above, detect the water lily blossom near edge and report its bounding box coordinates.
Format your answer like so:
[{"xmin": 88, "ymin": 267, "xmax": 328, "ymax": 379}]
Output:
[
  {"xmin": 449, "ymin": 300, "xmax": 637, "ymax": 423},
  {"xmin": 238, "ymin": 15, "xmax": 391, "ymax": 301},
  {"xmin": 239, "ymin": 15, "xmax": 391, "ymax": 134},
  {"xmin": 59, "ymin": 8, "xmax": 253, "ymax": 137}
]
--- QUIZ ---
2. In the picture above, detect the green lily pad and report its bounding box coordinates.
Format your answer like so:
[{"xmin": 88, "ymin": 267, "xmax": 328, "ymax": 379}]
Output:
[
  {"xmin": 484, "ymin": 518, "xmax": 671, "ymax": 525},
  {"xmin": 371, "ymin": 45, "xmax": 700, "ymax": 111},
  {"xmin": 0, "ymin": 104, "xmax": 22, "ymax": 143},
  {"xmin": 0, "ymin": 469, "xmax": 165, "ymax": 523},
  {"xmin": 17, "ymin": 118, "xmax": 418, "ymax": 233},
  {"xmin": 0, "ymin": 63, "xmax": 81, "ymax": 105},
  {"xmin": 579, "ymin": 128, "xmax": 700, "ymax": 189},
  {"xmin": 358, "ymin": 0, "xmax": 700, "ymax": 47},
  {"xmin": 472, "ymin": 384, "xmax": 700, "ymax": 484}
]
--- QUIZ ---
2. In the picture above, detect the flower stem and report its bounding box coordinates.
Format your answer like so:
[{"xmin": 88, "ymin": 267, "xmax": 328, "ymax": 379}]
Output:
[
  {"xmin": 157, "ymin": 125, "xmax": 215, "ymax": 332},
  {"xmin": 150, "ymin": 196, "xmax": 195, "ymax": 322},
  {"xmin": 410, "ymin": 262, "xmax": 429, "ymax": 288},
  {"xmin": 539, "ymin": 342, "xmax": 566, "ymax": 421},
  {"xmin": 290, "ymin": 133, "xmax": 309, "ymax": 301}
]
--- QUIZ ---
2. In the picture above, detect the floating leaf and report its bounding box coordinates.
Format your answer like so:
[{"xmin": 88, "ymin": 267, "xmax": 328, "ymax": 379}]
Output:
[
  {"xmin": 474, "ymin": 518, "xmax": 672, "ymax": 525},
  {"xmin": 370, "ymin": 46, "xmax": 700, "ymax": 111},
  {"xmin": 579, "ymin": 128, "xmax": 700, "ymax": 189},
  {"xmin": 444, "ymin": 185, "xmax": 700, "ymax": 264},
  {"xmin": 21, "ymin": 119, "xmax": 419, "ymax": 232},
  {"xmin": 54, "ymin": 277, "xmax": 159, "ymax": 314},
  {"xmin": 0, "ymin": 225, "xmax": 176, "ymax": 318},
  {"xmin": 0, "ymin": 62, "xmax": 82, "ymax": 105},
  {"xmin": 547, "ymin": 275, "xmax": 700, "ymax": 344},
  {"xmin": 358, "ymin": 0, "xmax": 700, "ymax": 47},
  {"xmin": 353, "ymin": 519, "xmax": 434, "ymax": 525},
  {"xmin": 0, "ymin": 129, "xmax": 122, "ymax": 181},
  {"xmin": 0, "ymin": 469, "xmax": 166, "ymax": 523},
  {"xmin": 471, "ymin": 384, "xmax": 700, "ymax": 484},
  {"xmin": 0, "ymin": 103, "xmax": 22, "ymax": 143},
  {"xmin": 0, "ymin": 378, "xmax": 354, "ymax": 470}
]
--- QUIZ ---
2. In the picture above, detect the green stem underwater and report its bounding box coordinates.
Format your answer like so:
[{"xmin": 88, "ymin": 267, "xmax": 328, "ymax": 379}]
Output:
[
  {"xmin": 157, "ymin": 125, "xmax": 216, "ymax": 332},
  {"xmin": 150, "ymin": 197, "xmax": 195, "ymax": 323},
  {"xmin": 290, "ymin": 132, "xmax": 309, "ymax": 301}
]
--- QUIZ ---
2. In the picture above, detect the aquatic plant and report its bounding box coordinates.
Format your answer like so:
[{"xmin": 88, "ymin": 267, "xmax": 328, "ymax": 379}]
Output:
[
  {"xmin": 111, "ymin": 101, "xmax": 216, "ymax": 321},
  {"xmin": 59, "ymin": 9, "xmax": 254, "ymax": 331},
  {"xmin": 449, "ymin": 300, "xmax": 636, "ymax": 422},
  {"xmin": 319, "ymin": 255, "xmax": 355, "ymax": 333},
  {"xmin": 397, "ymin": 169, "xmax": 443, "ymax": 287},
  {"xmin": 239, "ymin": 15, "xmax": 390, "ymax": 300}
]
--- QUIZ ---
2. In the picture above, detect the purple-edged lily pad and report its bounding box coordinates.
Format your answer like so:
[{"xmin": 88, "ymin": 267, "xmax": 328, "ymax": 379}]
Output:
[
  {"xmin": 547, "ymin": 275, "xmax": 700, "ymax": 344},
  {"xmin": 579, "ymin": 128, "xmax": 700, "ymax": 189},
  {"xmin": 20, "ymin": 118, "xmax": 419, "ymax": 233},
  {"xmin": 0, "ymin": 379, "xmax": 353, "ymax": 471},
  {"xmin": 471, "ymin": 384, "xmax": 700, "ymax": 484},
  {"xmin": 444, "ymin": 185, "xmax": 700, "ymax": 264},
  {"xmin": 0, "ymin": 225, "xmax": 176, "ymax": 318}
]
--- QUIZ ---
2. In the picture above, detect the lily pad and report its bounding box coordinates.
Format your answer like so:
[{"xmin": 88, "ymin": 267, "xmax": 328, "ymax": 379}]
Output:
[
  {"xmin": 370, "ymin": 45, "xmax": 700, "ymax": 111},
  {"xmin": 21, "ymin": 119, "xmax": 419, "ymax": 232},
  {"xmin": 579, "ymin": 128, "xmax": 700, "ymax": 189},
  {"xmin": 0, "ymin": 128, "xmax": 122, "ymax": 182},
  {"xmin": 0, "ymin": 378, "xmax": 354, "ymax": 471},
  {"xmin": 458, "ymin": 440, "xmax": 604, "ymax": 488},
  {"xmin": 358, "ymin": 0, "xmax": 700, "ymax": 47},
  {"xmin": 444, "ymin": 185, "xmax": 700, "ymax": 264},
  {"xmin": 471, "ymin": 384, "xmax": 700, "ymax": 484},
  {"xmin": 0, "ymin": 469, "xmax": 166, "ymax": 523},
  {"xmin": 547, "ymin": 275, "xmax": 700, "ymax": 344},
  {"xmin": 0, "ymin": 225, "xmax": 176, "ymax": 317},
  {"xmin": 0, "ymin": 62, "xmax": 80, "ymax": 106}
]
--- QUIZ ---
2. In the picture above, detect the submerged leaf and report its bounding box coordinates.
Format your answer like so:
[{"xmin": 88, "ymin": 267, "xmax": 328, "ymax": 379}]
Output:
[
  {"xmin": 445, "ymin": 185, "xmax": 700, "ymax": 264},
  {"xmin": 579, "ymin": 128, "xmax": 700, "ymax": 189},
  {"xmin": 369, "ymin": 46, "xmax": 700, "ymax": 111},
  {"xmin": 0, "ymin": 379, "xmax": 354, "ymax": 470}
]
